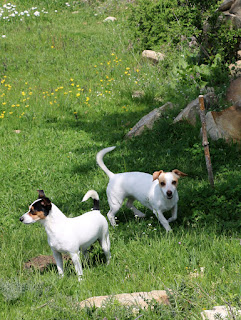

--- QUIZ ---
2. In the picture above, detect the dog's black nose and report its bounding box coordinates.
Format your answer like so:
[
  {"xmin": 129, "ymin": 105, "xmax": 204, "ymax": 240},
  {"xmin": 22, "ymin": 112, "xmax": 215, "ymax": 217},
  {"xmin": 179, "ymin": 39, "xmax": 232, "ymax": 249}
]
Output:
[
  {"xmin": 19, "ymin": 217, "xmax": 24, "ymax": 222},
  {"xmin": 166, "ymin": 190, "xmax": 173, "ymax": 198}
]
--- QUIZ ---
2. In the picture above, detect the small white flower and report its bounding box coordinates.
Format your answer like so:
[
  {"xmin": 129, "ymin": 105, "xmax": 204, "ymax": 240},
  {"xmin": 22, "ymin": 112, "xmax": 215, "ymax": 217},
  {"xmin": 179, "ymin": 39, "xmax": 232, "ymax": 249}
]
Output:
[
  {"xmin": 34, "ymin": 11, "xmax": 40, "ymax": 16},
  {"xmin": 2, "ymin": 35, "xmax": 6, "ymax": 38}
]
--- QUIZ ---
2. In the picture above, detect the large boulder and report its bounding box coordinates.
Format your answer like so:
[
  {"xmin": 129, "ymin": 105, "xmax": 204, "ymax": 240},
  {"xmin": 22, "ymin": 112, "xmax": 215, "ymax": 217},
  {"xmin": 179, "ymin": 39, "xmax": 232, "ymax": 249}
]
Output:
[
  {"xmin": 206, "ymin": 105, "xmax": 241, "ymax": 142},
  {"xmin": 125, "ymin": 102, "xmax": 173, "ymax": 139},
  {"xmin": 79, "ymin": 290, "xmax": 169, "ymax": 310},
  {"xmin": 173, "ymin": 92, "xmax": 217, "ymax": 126}
]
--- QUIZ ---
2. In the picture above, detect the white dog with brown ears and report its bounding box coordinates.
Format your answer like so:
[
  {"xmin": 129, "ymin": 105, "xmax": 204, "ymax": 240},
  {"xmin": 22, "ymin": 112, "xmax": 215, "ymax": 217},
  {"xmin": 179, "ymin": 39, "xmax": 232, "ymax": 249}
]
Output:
[
  {"xmin": 20, "ymin": 190, "xmax": 111, "ymax": 281},
  {"xmin": 97, "ymin": 146, "xmax": 187, "ymax": 231}
]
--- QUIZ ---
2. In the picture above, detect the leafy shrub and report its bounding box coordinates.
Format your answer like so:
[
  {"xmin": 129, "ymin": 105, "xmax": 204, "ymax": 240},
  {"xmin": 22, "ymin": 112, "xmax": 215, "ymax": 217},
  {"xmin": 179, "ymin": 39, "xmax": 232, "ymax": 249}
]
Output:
[
  {"xmin": 127, "ymin": 0, "xmax": 216, "ymax": 51},
  {"xmin": 128, "ymin": 0, "xmax": 240, "ymax": 64},
  {"xmin": 201, "ymin": 10, "xmax": 241, "ymax": 63}
]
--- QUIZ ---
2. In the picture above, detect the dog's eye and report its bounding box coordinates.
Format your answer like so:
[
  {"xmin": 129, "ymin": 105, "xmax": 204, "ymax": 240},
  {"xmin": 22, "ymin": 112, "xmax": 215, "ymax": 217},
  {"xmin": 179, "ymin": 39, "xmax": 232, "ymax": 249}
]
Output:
[
  {"xmin": 160, "ymin": 182, "xmax": 166, "ymax": 186},
  {"xmin": 172, "ymin": 181, "xmax": 177, "ymax": 185}
]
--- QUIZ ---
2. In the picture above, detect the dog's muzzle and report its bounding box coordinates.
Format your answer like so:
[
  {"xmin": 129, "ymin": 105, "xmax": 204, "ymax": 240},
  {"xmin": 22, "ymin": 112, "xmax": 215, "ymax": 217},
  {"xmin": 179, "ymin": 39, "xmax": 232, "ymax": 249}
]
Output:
[{"xmin": 166, "ymin": 191, "xmax": 173, "ymax": 199}]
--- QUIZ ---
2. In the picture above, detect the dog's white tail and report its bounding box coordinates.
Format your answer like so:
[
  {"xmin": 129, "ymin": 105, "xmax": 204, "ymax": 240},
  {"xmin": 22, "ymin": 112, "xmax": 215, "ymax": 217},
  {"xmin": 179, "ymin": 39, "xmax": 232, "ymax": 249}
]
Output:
[
  {"xmin": 82, "ymin": 190, "xmax": 99, "ymax": 210},
  {"xmin": 96, "ymin": 146, "xmax": 116, "ymax": 178}
]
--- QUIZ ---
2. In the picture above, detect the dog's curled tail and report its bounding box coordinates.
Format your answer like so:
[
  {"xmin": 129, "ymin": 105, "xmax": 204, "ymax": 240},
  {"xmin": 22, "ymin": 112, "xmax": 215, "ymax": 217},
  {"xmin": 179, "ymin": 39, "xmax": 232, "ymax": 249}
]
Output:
[
  {"xmin": 96, "ymin": 146, "xmax": 116, "ymax": 178},
  {"xmin": 82, "ymin": 190, "xmax": 100, "ymax": 211}
]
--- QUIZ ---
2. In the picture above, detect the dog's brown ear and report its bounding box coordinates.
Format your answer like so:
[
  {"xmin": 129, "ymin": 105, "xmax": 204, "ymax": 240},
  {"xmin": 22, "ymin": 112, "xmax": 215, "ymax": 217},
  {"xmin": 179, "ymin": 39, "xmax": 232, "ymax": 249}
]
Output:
[
  {"xmin": 153, "ymin": 170, "xmax": 163, "ymax": 181},
  {"xmin": 172, "ymin": 169, "xmax": 188, "ymax": 178},
  {"xmin": 38, "ymin": 190, "xmax": 46, "ymax": 198}
]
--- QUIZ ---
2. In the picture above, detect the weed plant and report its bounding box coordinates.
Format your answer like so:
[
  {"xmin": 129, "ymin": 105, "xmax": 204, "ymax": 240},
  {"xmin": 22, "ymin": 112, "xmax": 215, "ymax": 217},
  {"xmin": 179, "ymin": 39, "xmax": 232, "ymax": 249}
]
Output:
[{"xmin": 0, "ymin": 1, "xmax": 240, "ymax": 319}]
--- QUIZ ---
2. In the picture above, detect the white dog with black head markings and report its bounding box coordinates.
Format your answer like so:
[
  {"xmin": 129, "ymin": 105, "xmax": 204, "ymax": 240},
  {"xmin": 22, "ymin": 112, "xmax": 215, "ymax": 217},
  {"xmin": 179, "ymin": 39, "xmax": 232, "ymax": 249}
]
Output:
[
  {"xmin": 96, "ymin": 146, "xmax": 187, "ymax": 231},
  {"xmin": 20, "ymin": 190, "xmax": 111, "ymax": 281}
]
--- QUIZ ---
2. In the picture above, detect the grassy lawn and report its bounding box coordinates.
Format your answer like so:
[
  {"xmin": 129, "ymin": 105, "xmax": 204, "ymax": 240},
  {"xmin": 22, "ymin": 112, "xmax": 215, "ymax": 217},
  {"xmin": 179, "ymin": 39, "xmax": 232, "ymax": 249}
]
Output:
[{"xmin": 0, "ymin": 1, "xmax": 240, "ymax": 319}]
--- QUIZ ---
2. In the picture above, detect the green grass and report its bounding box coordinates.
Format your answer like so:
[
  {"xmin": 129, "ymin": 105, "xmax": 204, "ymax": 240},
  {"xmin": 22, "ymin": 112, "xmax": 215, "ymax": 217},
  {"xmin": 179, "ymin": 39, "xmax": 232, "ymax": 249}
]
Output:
[{"xmin": 0, "ymin": 1, "xmax": 240, "ymax": 319}]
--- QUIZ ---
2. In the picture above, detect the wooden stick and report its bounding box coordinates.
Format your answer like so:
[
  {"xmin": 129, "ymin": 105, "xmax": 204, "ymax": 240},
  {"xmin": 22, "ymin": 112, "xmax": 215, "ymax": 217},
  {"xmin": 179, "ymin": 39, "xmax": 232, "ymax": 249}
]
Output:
[{"xmin": 199, "ymin": 95, "xmax": 214, "ymax": 188}]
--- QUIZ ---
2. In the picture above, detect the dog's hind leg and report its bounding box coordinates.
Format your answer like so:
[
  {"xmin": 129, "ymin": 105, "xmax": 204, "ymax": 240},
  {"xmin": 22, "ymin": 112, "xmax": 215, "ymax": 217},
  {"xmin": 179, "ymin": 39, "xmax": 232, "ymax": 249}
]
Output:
[
  {"xmin": 126, "ymin": 198, "xmax": 146, "ymax": 218},
  {"xmin": 70, "ymin": 252, "xmax": 83, "ymax": 281},
  {"xmin": 107, "ymin": 197, "xmax": 123, "ymax": 226},
  {"xmin": 99, "ymin": 233, "xmax": 111, "ymax": 265}
]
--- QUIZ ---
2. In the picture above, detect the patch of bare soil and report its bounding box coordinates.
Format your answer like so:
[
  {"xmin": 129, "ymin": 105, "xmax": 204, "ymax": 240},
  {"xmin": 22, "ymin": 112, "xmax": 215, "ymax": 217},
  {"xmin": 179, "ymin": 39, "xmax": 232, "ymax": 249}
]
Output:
[{"xmin": 24, "ymin": 255, "xmax": 70, "ymax": 272}]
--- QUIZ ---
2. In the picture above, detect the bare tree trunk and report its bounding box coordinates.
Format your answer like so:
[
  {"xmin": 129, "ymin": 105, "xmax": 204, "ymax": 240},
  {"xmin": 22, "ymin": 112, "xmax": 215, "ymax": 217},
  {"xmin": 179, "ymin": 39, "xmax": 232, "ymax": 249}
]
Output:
[{"xmin": 199, "ymin": 95, "xmax": 214, "ymax": 188}]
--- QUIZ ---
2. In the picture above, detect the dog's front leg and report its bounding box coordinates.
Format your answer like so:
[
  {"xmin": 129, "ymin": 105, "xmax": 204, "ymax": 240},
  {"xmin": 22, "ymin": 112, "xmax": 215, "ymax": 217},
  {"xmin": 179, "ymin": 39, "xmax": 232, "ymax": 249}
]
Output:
[
  {"xmin": 154, "ymin": 209, "xmax": 172, "ymax": 232},
  {"xmin": 52, "ymin": 248, "xmax": 64, "ymax": 277},
  {"xmin": 70, "ymin": 252, "xmax": 83, "ymax": 281},
  {"xmin": 168, "ymin": 204, "xmax": 177, "ymax": 223}
]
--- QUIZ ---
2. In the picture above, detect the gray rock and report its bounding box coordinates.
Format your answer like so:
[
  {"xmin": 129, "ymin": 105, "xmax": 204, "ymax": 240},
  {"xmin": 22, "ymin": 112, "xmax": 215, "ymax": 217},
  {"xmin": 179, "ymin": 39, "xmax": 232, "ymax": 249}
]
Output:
[
  {"xmin": 223, "ymin": 12, "xmax": 241, "ymax": 28},
  {"xmin": 173, "ymin": 92, "xmax": 217, "ymax": 126},
  {"xmin": 230, "ymin": 0, "xmax": 241, "ymax": 15},
  {"xmin": 125, "ymin": 102, "xmax": 173, "ymax": 139},
  {"xmin": 218, "ymin": 0, "xmax": 235, "ymax": 12}
]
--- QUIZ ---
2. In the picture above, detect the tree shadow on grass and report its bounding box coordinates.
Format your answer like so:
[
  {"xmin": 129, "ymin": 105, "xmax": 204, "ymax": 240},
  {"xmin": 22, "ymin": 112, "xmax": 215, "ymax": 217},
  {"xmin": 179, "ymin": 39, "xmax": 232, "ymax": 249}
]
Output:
[{"xmin": 44, "ymin": 102, "xmax": 241, "ymax": 236}]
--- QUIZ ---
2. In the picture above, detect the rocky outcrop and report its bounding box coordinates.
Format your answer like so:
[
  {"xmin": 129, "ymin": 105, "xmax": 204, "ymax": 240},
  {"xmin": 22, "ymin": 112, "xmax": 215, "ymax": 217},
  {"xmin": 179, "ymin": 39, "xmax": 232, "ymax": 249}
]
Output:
[
  {"xmin": 218, "ymin": 0, "xmax": 241, "ymax": 29},
  {"xmin": 79, "ymin": 290, "xmax": 169, "ymax": 310},
  {"xmin": 125, "ymin": 102, "xmax": 173, "ymax": 139},
  {"xmin": 173, "ymin": 92, "xmax": 217, "ymax": 125},
  {"xmin": 206, "ymin": 105, "xmax": 241, "ymax": 142}
]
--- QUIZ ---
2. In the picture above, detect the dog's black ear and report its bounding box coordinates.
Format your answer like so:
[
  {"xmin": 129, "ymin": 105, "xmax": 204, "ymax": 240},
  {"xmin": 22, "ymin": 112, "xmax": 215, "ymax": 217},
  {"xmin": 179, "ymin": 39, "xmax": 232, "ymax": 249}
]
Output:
[
  {"xmin": 38, "ymin": 190, "xmax": 46, "ymax": 198},
  {"xmin": 40, "ymin": 197, "xmax": 52, "ymax": 215}
]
